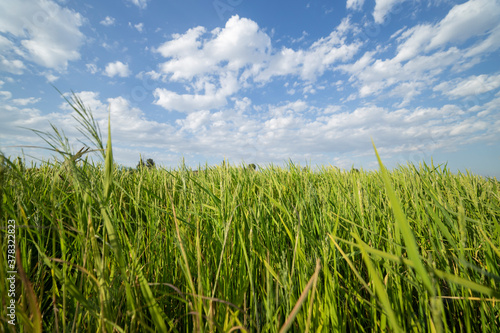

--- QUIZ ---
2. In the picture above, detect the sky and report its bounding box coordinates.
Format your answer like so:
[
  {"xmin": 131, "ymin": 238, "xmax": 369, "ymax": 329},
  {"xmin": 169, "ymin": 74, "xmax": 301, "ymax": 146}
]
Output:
[{"xmin": 0, "ymin": 0, "xmax": 499, "ymax": 177}]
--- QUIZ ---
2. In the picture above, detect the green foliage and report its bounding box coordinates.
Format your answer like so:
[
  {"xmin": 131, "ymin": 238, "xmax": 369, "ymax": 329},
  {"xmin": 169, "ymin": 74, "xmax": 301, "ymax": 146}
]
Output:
[
  {"xmin": 137, "ymin": 158, "xmax": 155, "ymax": 169},
  {"xmin": 0, "ymin": 95, "xmax": 499, "ymax": 332}
]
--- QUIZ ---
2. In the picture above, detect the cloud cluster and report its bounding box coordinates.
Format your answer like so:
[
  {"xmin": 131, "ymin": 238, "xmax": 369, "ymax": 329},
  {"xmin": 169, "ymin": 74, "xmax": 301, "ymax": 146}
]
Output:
[
  {"xmin": 152, "ymin": 15, "xmax": 361, "ymax": 113},
  {"xmin": 373, "ymin": 0, "xmax": 406, "ymax": 24},
  {"xmin": 150, "ymin": 1, "xmax": 500, "ymax": 114},
  {"xmin": 104, "ymin": 61, "xmax": 131, "ymax": 78},
  {"xmin": 100, "ymin": 16, "xmax": 115, "ymax": 26},
  {"xmin": 0, "ymin": 0, "xmax": 85, "ymax": 71},
  {"xmin": 3, "ymin": 89, "xmax": 498, "ymax": 168},
  {"xmin": 346, "ymin": 0, "xmax": 365, "ymax": 11},
  {"xmin": 434, "ymin": 73, "xmax": 500, "ymax": 98},
  {"xmin": 341, "ymin": 0, "xmax": 500, "ymax": 105}
]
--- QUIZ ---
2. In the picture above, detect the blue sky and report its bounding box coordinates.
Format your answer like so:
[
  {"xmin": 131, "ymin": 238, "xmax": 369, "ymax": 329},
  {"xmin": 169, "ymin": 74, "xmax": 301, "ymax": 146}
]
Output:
[{"xmin": 1, "ymin": 0, "xmax": 499, "ymax": 177}]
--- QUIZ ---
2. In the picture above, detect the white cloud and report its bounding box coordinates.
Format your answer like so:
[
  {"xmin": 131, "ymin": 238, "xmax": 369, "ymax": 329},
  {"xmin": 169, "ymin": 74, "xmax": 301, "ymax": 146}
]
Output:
[
  {"xmin": 465, "ymin": 24, "xmax": 500, "ymax": 57},
  {"xmin": 104, "ymin": 61, "xmax": 131, "ymax": 78},
  {"xmin": 100, "ymin": 16, "xmax": 115, "ymax": 26},
  {"xmin": 58, "ymin": 91, "xmax": 181, "ymax": 146},
  {"xmin": 0, "ymin": 0, "xmax": 85, "ymax": 70},
  {"xmin": 2, "ymin": 88, "xmax": 499, "ymax": 171},
  {"xmin": 154, "ymin": 89, "xmax": 229, "ymax": 113},
  {"xmin": 43, "ymin": 72, "xmax": 59, "ymax": 82},
  {"xmin": 127, "ymin": 0, "xmax": 148, "ymax": 9},
  {"xmin": 134, "ymin": 22, "xmax": 144, "ymax": 32},
  {"xmin": 434, "ymin": 73, "xmax": 500, "ymax": 98},
  {"xmin": 0, "ymin": 35, "xmax": 26, "ymax": 74},
  {"xmin": 394, "ymin": 0, "xmax": 500, "ymax": 61},
  {"xmin": 0, "ymin": 91, "xmax": 12, "ymax": 99},
  {"xmin": 427, "ymin": 0, "xmax": 500, "ymax": 51},
  {"xmin": 0, "ymin": 34, "xmax": 13, "ymax": 51},
  {"xmin": 257, "ymin": 17, "xmax": 361, "ymax": 82},
  {"xmin": 153, "ymin": 72, "xmax": 239, "ymax": 113},
  {"xmin": 129, "ymin": 22, "xmax": 144, "ymax": 32},
  {"xmin": 151, "ymin": 15, "xmax": 363, "ymax": 113},
  {"xmin": 373, "ymin": 0, "xmax": 406, "ymax": 24},
  {"xmin": 156, "ymin": 16, "xmax": 271, "ymax": 81},
  {"xmin": 342, "ymin": 0, "xmax": 500, "ymax": 104},
  {"xmin": 12, "ymin": 97, "xmax": 41, "ymax": 105},
  {"xmin": 156, "ymin": 26, "xmax": 206, "ymax": 59},
  {"xmin": 0, "ymin": 56, "xmax": 25, "ymax": 74},
  {"xmin": 394, "ymin": 24, "xmax": 434, "ymax": 62},
  {"xmin": 346, "ymin": 0, "xmax": 364, "ymax": 11}
]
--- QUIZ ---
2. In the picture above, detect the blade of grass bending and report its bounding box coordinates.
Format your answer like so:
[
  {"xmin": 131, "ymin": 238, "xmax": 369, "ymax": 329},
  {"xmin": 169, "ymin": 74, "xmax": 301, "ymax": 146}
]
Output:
[
  {"xmin": 103, "ymin": 113, "xmax": 113, "ymax": 202},
  {"xmin": 101, "ymin": 115, "xmax": 137, "ymax": 319},
  {"xmin": 305, "ymin": 258, "xmax": 320, "ymax": 333},
  {"xmin": 432, "ymin": 270, "xmax": 500, "ymax": 298},
  {"xmin": 337, "ymin": 234, "xmax": 500, "ymax": 298},
  {"xmin": 129, "ymin": 247, "xmax": 168, "ymax": 331},
  {"xmin": 16, "ymin": 246, "xmax": 42, "ymax": 333},
  {"xmin": 353, "ymin": 233, "xmax": 402, "ymax": 333},
  {"xmin": 478, "ymin": 227, "xmax": 500, "ymax": 259},
  {"xmin": 279, "ymin": 259, "xmax": 321, "ymax": 333},
  {"xmin": 372, "ymin": 141, "xmax": 435, "ymax": 294},
  {"xmin": 328, "ymin": 235, "xmax": 373, "ymax": 297},
  {"xmin": 373, "ymin": 140, "xmax": 443, "ymax": 333}
]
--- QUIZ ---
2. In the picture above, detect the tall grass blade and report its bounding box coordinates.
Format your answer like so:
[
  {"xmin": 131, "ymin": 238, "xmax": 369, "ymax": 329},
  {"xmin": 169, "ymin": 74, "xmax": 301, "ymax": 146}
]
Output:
[
  {"xmin": 15, "ymin": 246, "xmax": 42, "ymax": 333},
  {"xmin": 353, "ymin": 233, "xmax": 402, "ymax": 332},
  {"xmin": 279, "ymin": 259, "xmax": 321, "ymax": 333}
]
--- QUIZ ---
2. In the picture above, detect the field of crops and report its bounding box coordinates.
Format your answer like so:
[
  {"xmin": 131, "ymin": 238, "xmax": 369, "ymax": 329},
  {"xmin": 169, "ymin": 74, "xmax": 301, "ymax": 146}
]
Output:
[{"xmin": 1, "ymin": 95, "xmax": 499, "ymax": 332}]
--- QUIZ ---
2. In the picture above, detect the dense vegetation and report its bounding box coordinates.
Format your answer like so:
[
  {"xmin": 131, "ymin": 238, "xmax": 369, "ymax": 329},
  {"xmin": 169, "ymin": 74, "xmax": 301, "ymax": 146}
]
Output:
[{"xmin": 1, "ymin": 95, "xmax": 499, "ymax": 332}]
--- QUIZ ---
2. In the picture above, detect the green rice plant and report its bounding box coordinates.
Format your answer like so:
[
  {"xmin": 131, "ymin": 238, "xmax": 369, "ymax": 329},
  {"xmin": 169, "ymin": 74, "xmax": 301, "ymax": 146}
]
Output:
[{"xmin": 1, "ymin": 94, "xmax": 499, "ymax": 332}]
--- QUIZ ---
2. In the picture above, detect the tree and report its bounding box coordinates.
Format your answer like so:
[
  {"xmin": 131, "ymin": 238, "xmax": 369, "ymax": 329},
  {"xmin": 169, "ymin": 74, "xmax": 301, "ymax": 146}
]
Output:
[
  {"xmin": 137, "ymin": 157, "xmax": 155, "ymax": 169},
  {"xmin": 146, "ymin": 158, "xmax": 155, "ymax": 168}
]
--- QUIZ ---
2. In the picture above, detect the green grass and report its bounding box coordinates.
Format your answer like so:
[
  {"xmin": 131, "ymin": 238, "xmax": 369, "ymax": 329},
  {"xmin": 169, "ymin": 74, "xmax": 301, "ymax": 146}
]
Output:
[{"xmin": 1, "ymin": 94, "xmax": 499, "ymax": 332}]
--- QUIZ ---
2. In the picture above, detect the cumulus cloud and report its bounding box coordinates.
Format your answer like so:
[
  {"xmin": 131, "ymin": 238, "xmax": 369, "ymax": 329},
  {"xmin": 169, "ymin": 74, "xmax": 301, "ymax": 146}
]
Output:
[
  {"xmin": 341, "ymin": 0, "xmax": 500, "ymax": 104},
  {"xmin": 134, "ymin": 23, "xmax": 144, "ymax": 32},
  {"xmin": 57, "ymin": 91, "xmax": 181, "ymax": 148},
  {"xmin": 153, "ymin": 15, "xmax": 361, "ymax": 113},
  {"xmin": 0, "ymin": 91, "xmax": 12, "ymax": 100},
  {"xmin": 0, "ymin": 33, "xmax": 26, "ymax": 74},
  {"xmin": 0, "ymin": 0, "xmax": 85, "ymax": 70},
  {"xmin": 1, "ymin": 86, "xmax": 499, "ymax": 170},
  {"xmin": 100, "ymin": 16, "xmax": 115, "ymax": 26},
  {"xmin": 346, "ymin": 0, "xmax": 364, "ymax": 11},
  {"xmin": 12, "ymin": 97, "xmax": 41, "ymax": 105},
  {"xmin": 104, "ymin": 61, "xmax": 131, "ymax": 78},
  {"xmin": 44, "ymin": 72, "xmax": 59, "ymax": 82},
  {"xmin": 156, "ymin": 16, "xmax": 271, "ymax": 81},
  {"xmin": 434, "ymin": 73, "xmax": 500, "ymax": 98},
  {"xmin": 427, "ymin": 0, "xmax": 500, "ymax": 51},
  {"xmin": 373, "ymin": 0, "xmax": 406, "ymax": 24},
  {"xmin": 129, "ymin": 22, "xmax": 144, "ymax": 32},
  {"xmin": 395, "ymin": 0, "xmax": 500, "ymax": 60},
  {"xmin": 0, "ymin": 56, "xmax": 25, "ymax": 74},
  {"xmin": 168, "ymin": 96, "xmax": 499, "ymax": 167},
  {"xmin": 155, "ymin": 14, "xmax": 360, "ymax": 84},
  {"xmin": 256, "ymin": 17, "xmax": 361, "ymax": 82},
  {"xmin": 154, "ymin": 72, "xmax": 239, "ymax": 112}
]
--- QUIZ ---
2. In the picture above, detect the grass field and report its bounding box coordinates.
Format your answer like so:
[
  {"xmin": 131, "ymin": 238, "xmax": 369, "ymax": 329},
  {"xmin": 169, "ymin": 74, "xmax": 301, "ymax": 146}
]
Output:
[{"xmin": 1, "ymin": 95, "xmax": 499, "ymax": 332}]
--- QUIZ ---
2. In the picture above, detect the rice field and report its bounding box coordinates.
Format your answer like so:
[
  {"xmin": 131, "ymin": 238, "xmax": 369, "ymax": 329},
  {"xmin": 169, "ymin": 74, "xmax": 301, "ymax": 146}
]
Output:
[{"xmin": 1, "ymin": 95, "xmax": 499, "ymax": 332}]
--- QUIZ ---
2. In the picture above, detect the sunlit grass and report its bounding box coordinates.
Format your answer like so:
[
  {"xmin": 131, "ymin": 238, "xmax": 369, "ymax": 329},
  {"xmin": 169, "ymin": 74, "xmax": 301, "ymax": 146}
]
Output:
[{"xmin": 1, "ymin": 94, "xmax": 499, "ymax": 332}]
